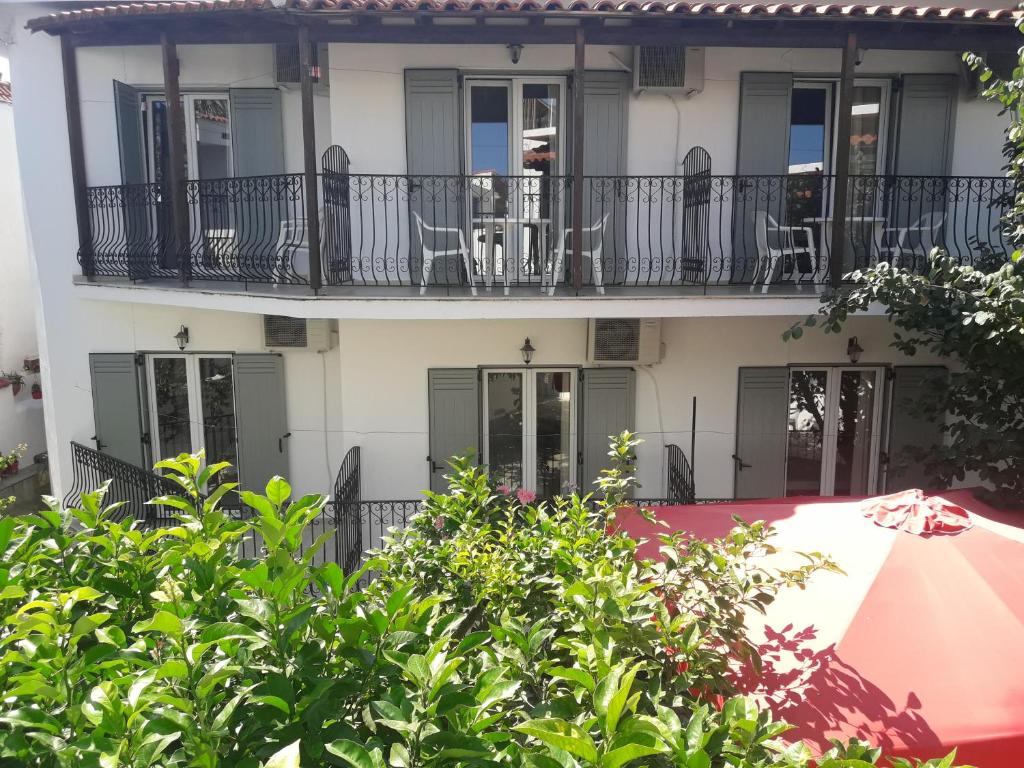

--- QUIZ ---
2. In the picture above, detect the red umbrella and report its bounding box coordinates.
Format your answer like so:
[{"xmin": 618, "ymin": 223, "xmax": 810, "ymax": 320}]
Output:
[{"xmin": 618, "ymin": 489, "xmax": 1024, "ymax": 766}]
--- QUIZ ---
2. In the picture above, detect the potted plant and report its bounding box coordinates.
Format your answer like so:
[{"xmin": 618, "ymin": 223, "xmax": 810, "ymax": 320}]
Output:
[
  {"xmin": 0, "ymin": 444, "xmax": 25, "ymax": 479},
  {"xmin": 30, "ymin": 382, "xmax": 42, "ymax": 400},
  {"xmin": 22, "ymin": 357, "xmax": 40, "ymax": 374},
  {"xmin": 1, "ymin": 372, "xmax": 24, "ymax": 397}
]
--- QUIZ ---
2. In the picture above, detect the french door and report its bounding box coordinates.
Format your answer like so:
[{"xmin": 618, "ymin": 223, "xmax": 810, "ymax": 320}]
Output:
[
  {"xmin": 785, "ymin": 366, "xmax": 885, "ymax": 497},
  {"xmin": 146, "ymin": 354, "xmax": 239, "ymax": 478},
  {"xmin": 465, "ymin": 78, "xmax": 565, "ymax": 284},
  {"xmin": 482, "ymin": 369, "xmax": 576, "ymax": 497}
]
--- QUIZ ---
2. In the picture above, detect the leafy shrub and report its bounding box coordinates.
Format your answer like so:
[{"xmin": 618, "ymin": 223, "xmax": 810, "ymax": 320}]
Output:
[{"xmin": 0, "ymin": 439, "xmax": 966, "ymax": 767}]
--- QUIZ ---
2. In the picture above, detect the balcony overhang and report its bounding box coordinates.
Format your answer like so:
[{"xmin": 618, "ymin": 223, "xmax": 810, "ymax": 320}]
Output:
[{"xmin": 27, "ymin": 1, "xmax": 1023, "ymax": 52}]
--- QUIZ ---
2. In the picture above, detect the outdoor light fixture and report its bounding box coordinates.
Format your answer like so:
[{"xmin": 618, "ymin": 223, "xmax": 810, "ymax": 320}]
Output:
[
  {"xmin": 847, "ymin": 336, "xmax": 864, "ymax": 364},
  {"xmin": 520, "ymin": 337, "xmax": 535, "ymax": 365},
  {"xmin": 174, "ymin": 325, "xmax": 190, "ymax": 351},
  {"xmin": 507, "ymin": 43, "xmax": 524, "ymax": 65}
]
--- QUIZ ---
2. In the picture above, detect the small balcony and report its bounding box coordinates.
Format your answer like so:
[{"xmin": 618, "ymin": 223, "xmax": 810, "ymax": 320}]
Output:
[{"xmin": 78, "ymin": 170, "xmax": 1015, "ymax": 297}]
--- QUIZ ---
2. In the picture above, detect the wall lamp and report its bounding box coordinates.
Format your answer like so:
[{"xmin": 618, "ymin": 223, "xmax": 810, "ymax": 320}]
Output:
[
  {"xmin": 847, "ymin": 336, "xmax": 864, "ymax": 364},
  {"xmin": 174, "ymin": 325, "xmax": 190, "ymax": 351},
  {"xmin": 507, "ymin": 43, "xmax": 524, "ymax": 65},
  {"xmin": 520, "ymin": 337, "xmax": 535, "ymax": 365}
]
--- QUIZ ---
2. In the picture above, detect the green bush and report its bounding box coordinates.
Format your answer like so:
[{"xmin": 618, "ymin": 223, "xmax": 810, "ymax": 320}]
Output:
[{"xmin": 0, "ymin": 438, "xmax": 965, "ymax": 767}]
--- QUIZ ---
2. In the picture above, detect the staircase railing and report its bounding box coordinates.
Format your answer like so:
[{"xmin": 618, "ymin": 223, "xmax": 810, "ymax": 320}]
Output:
[
  {"xmin": 333, "ymin": 446, "xmax": 362, "ymax": 574},
  {"xmin": 665, "ymin": 443, "xmax": 695, "ymax": 504},
  {"xmin": 63, "ymin": 441, "xmax": 180, "ymax": 524}
]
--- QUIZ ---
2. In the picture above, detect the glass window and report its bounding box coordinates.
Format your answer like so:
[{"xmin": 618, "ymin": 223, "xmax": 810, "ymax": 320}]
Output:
[
  {"xmin": 153, "ymin": 357, "xmax": 192, "ymax": 460},
  {"xmin": 535, "ymin": 371, "xmax": 572, "ymax": 499},
  {"xmin": 193, "ymin": 98, "xmax": 231, "ymax": 180},
  {"xmin": 199, "ymin": 357, "xmax": 238, "ymax": 480},
  {"xmin": 788, "ymin": 87, "xmax": 829, "ymax": 175},
  {"xmin": 470, "ymin": 85, "xmax": 510, "ymax": 177},
  {"xmin": 833, "ymin": 370, "xmax": 878, "ymax": 496},
  {"xmin": 486, "ymin": 372, "xmax": 523, "ymax": 490},
  {"xmin": 849, "ymin": 86, "xmax": 883, "ymax": 176},
  {"xmin": 786, "ymin": 369, "xmax": 828, "ymax": 497}
]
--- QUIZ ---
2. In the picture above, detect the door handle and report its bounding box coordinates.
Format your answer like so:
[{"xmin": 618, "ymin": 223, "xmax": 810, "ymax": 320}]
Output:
[
  {"xmin": 428, "ymin": 456, "xmax": 443, "ymax": 473},
  {"xmin": 731, "ymin": 454, "xmax": 752, "ymax": 471},
  {"xmin": 278, "ymin": 432, "xmax": 292, "ymax": 452},
  {"xmin": 92, "ymin": 435, "xmax": 107, "ymax": 451}
]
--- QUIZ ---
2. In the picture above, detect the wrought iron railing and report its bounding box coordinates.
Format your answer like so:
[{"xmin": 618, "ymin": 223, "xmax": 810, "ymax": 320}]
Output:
[
  {"xmin": 333, "ymin": 446, "xmax": 362, "ymax": 574},
  {"xmin": 63, "ymin": 441, "xmax": 181, "ymax": 524},
  {"xmin": 665, "ymin": 443, "xmax": 695, "ymax": 504},
  {"xmin": 81, "ymin": 171, "xmax": 1013, "ymax": 292}
]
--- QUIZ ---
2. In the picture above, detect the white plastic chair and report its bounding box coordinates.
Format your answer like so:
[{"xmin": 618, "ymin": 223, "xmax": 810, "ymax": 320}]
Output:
[
  {"xmin": 879, "ymin": 211, "xmax": 945, "ymax": 270},
  {"xmin": 413, "ymin": 212, "xmax": 476, "ymax": 296},
  {"xmin": 544, "ymin": 214, "xmax": 611, "ymax": 296},
  {"xmin": 274, "ymin": 215, "xmax": 314, "ymax": 285},
  {"xmin": 753, "ymin": 210, "xmax": 818, "ymax": 293}
]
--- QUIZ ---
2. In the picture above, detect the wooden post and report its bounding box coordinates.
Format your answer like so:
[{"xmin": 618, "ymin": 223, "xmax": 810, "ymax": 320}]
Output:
[
  {"xmin": 161, "ymin": 33, "xmax": 191, "ymax": 285},
  {"xmin": 299, "ymin": 25, "xmax": 323, "ymax": 294},
  {"xmin": 571, "ymin": 26, "xmax": 585, "ymax": 293},
  {"xmin": 830, "ymin": 32, "xmax": 857, "ymax": 290},
  {"xmin": 61, "ymin": 35, "xmax": 93, "ymax": 279}
]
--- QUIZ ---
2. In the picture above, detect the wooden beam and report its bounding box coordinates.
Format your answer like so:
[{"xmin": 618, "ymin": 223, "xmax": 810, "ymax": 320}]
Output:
[
  {"xmin": 830, "ymin": 31, "xmax": 858, "ymax": 290},
  {"xmin": 299, "ymin": 24, "xmax": 323, "ymax": 294},
  {"xmin": 572, "ymin": 25, "xmax": 585, "ymax": 294},
  {"xmin": 161, "ymin": 32, "xmax": 191, "ymax": 285},
  {"xmin": 60, "ymin": 35, "xmax": 93, "ymax": 279}
]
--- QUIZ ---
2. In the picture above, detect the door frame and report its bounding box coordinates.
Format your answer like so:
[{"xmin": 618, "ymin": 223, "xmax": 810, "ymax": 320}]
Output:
[
  {"xmin": 143, "ymin": 92, "xmax": 234, "ymax": 183},
  {"xmin": 480, "ymin": 366, "xmax": 578, "ymax": 493},
  {"xmin": 785, "ymin": 364, "xmax": 886, "ymax": 496},
  {"xmin": 145, "ymin": 352, "xmax": 237, "ymax": 464}
]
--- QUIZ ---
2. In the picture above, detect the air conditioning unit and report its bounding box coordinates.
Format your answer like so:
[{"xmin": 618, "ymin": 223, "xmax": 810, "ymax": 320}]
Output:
[
  {"xmin": 633, "ymin": 46, "xmax": 705, "ymax": 95},
  {"xmin": 274, "ymin": 42, "xmax": 329, "ymax": 89},
  {"xmin": 587, "ymin": 318, "xmax": 662, "ymax": 365},
  {"xmin": 263, "ymin": 316, "xmax": 336, "ymax": 352}
]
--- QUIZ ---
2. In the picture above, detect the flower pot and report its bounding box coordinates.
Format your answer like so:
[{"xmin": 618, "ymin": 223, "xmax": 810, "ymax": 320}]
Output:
[
  {"xmin": 23, "ymin": 357, "xmax": 40, "ymax": 374},
  {"xmin": 0, "ymin": 379, "xmax": 9, "ymax": 390},
  {"xmin": 1, "ymin": 460, "xmax": 18, "ymax": 477},
  {"xmin": 31, "ymin": 388, "xmax": 42, "ymax": 400},
  {"xmin": 11, "ymin": 382, "xmax": 22, "ymax": 397}
]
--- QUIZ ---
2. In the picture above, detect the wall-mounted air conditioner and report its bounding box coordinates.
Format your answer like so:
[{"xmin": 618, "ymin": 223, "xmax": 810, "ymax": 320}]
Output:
[
  {"xmin": 263, "ymin": 316, "xmax": 336, "ymax": 353},
  {"xmin": 587, "ymin": 318, "xmax": 662, "ymax": 365},
  {"xmin": 274, "ymin": 42, "xmax": 330, "ymax": 90},
  {"xmin": 633, "ymin": 46, "xmax": 704, "ymax": 95}
]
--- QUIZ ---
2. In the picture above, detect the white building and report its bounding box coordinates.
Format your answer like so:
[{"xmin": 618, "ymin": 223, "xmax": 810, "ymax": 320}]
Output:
[
  {"xmin": 6, "ymin": 1, "xmax": 1018, "ymax": 558},
  {"xmin": 0, "ymin": 40, "xmax": 47, "ymax": 505}
]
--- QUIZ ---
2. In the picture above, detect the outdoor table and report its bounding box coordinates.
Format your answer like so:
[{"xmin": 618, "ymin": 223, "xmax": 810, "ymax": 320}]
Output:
[
  {"xmin": 617, "ymin": 489, "xmax": 1024, "ymax": 767},
  {"xmin": 802, "ymin": 216, "xmax": 886, "ymax": 266}
]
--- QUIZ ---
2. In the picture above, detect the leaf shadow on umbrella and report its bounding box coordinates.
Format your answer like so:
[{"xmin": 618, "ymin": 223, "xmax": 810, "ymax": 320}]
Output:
[{"xmin": 736, "ymin": 623, "xmax": 941, "ymax": 754}]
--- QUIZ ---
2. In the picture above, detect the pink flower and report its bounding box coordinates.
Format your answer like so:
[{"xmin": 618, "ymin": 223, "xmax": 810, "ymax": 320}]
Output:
[
  {"xmin": 516, "ymin": 488, "xmax": 537, "ymax": 505},
  {"xmin": 497, "ymin": 484, "xmax": 512, "ymax": 495},
  {"xmin": 433, "ymin": 516, "xmax": 445, "ymax": 530}
]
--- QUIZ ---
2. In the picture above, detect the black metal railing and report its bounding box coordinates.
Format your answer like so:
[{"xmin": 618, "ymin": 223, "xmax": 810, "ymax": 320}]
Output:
[
  {"xmin": 333, "ymin": 446, "xmax": 362, "ymax": 574},
  {"xmin": 63, "ymin": 441, "xmax": 181, "ymax": 524},
  {"xmin": 665, "ymin": 443, "xmax": 695, "ymax": 504},
  {"xmin": 82, "ymin": 173, "xmax": 311, "ymax": 286},
  {"xmin": 81, "ymin": 172, "xmax": 1014, "ymax": 292}
]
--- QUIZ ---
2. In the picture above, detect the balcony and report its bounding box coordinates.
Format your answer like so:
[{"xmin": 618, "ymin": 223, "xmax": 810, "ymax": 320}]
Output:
[{"xmin": 78, "ymin": 171, "xmax": 1015, "ymax": 297}]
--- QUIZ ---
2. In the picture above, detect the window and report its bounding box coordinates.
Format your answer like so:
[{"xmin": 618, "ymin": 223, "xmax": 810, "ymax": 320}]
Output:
[
  {"xmin": 144, "ymin": 94, "xmax": 233, "ymax": 184},
  {"xmin": 146, "ymin": 354, "xmax": 239, "ymax": 480}
]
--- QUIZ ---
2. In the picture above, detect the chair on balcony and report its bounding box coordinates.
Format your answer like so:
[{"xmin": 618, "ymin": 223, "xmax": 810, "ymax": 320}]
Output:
[
  {"xmin": 878, "ymin": 211, "xmax": 945, "ymax": 271},
  {"xmin": 274, "ymin": 210, "xmax": 323, "ymax": 285},
  {"xmin": 544, "ymin": 214, "xmax": 610, "ymax": 297},
  {"xmin": 413, "ymin": 212, "xmax": 476, "ymax": 296},
  {"xmin": 753, "ymin": 211, "xmax": 818, "ymax": 293}
]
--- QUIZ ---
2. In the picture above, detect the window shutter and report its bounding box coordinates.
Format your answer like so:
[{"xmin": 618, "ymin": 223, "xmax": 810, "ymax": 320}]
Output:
[
  {"xmin": 229, "ymin": 88, "xmax": 285, "ymax": 177},
  {"xmin": 734, "ymin": 73, "xmax": 793, "ymax": 283},
  {"xmin": 885, "ymin": 366, "xmax": 948, "ymax": 492},
  {"xmin": 89, "ymin": 353, "xmax": 149, "ymax": 467},
  {"xmin": 896, "ymin": 75, "xmax": 957, "ymax": 177},
  {"xmin": 114, "ymin": 81, "xmax": 145, "ymax": 185},
  {"xmin": 579, "ymin": 71, "xmax": 630, "ymax": 285},
  {"xmin": 427, "ymin": 369, "xmax": 479, "ymax": 493},
  {"xmin": 580, "ymin": 368, "xmax": 635, "ymax": 494},
  {"xmin": 405, "ymin": 70, "xmax": 463, "ymax": 286},
  {"xmin": 234, "ymin": 354, "xmax": 289, "ymax": 493},
  {"xmin": 734, "ymin": 367, "xmax": 789, "ymax": 499}
]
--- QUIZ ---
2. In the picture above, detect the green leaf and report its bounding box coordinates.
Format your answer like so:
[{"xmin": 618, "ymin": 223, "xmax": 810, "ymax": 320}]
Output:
[
  {"xmin": 326, "ymin": 739, "xmax": 374, "ymax": 768},
  {"xmin": 514, "ymin": 718, "xmax": 599, "ymax": 764},
  {"xmin": 133, "ymin": 610, "xmax": 183, "ymax": 635},
  {"xmin": 548, "ymin": 666, "xmax": 596, "ymax": 693},
  {"xmin": 600, "ymin": 737, "xmax": 668, "ymax": 768},
  {"xmin": 266, "ymin": 476, "xmax": 292, "ymax": 507},
  {"xmin": 264, "ymin": 740, "xmax": 301, "ymax": 768}
]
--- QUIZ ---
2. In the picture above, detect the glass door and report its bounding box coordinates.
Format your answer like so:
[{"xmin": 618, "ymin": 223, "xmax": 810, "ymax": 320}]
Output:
[
  {"xmin": 147, "ymin": 354, "xmax": 239, "ymax": 479},
  {"xmin": 466, "ymin": 78, "xmax": 564, "ymax": 286},
  {"xmin": 482, "ymin": 368, "xmax": 576, "ymax": 495},
  {"xmin": 786, "ymin": 366, "xmax": 883, "ymax": 496}
]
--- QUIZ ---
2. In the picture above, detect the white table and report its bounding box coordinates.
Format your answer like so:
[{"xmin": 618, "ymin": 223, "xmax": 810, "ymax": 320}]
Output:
[
  {"xmin": 802, "ymin": 216, "xmax": 887, "ymax": 273},
  {"xmin": 471, "ymin": 217, "xmax": 550, "ymax": 293}
]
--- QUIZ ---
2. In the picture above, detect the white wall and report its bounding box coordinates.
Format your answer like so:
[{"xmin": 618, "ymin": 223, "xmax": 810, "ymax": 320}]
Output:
[
  {"xmin": 0, "ymin": 56, "xmax": 47, "ymax": 463},
  {"xmin": 335, "ymin": 315, "xmax": 942, "ymax": 502},
  {"xmin": 329, "ymin": 43, "xmax": 1004, "ymax": 178}
]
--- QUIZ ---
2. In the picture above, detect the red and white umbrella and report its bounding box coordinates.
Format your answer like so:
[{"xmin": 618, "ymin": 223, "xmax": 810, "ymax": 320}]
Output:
[{"xmin": 619, "ymin": 489, "xmax": 1024, "ymax": 766}]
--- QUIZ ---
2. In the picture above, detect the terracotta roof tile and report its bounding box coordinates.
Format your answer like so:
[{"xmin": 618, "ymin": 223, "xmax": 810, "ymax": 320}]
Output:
[{"xmin": 26, "ymin": 0, "xmax": 1023, "ymax": 30}]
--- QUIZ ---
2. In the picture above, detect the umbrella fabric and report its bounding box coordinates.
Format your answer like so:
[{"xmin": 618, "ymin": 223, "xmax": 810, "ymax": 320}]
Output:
[
  {"xmin": 861, "ymin": 488, "xmax": 973, "ymax": 535},
  {"xmin": 616, "ymin": 490, "xmax": 1024, "ymax": 767}
]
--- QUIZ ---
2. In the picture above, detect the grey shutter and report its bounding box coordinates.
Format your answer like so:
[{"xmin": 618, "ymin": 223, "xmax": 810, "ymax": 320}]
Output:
[
  {"xmin": 734, "ymin": 367, "xmax": 789, "ymax": 499},
  {"xmin": 428, "ymin": 369, "xmax": 479, "ymax": 493},
  {"xmin": 581, "ymin": 368, "xmax": 635, "ymax": 493},
  {"xmin": 405, "ymin": 70, "xmax": 464, "ymax": 286},
  {"xmin": 229, "ymin": 88, "xmax": 285, "ymax": 176},
  {"xmin": 896, "ymin": 75, "xmax": 957, "ymax": 177},
  {"xmin": 885, "ymin": 366, "xmax": 948, "ymax": 492},
  {"xmin": 234, "ymin": 354, "xmax": 289, "ymax": 493},
  {"xmin": 113, "ymin": 81, "xmax": 152, "ymax": 279},
  {"xmin": 580, "ymin": 71, "xmax": 630, "ymax": 286},
  {"xmin": 735, "ymin": 73, "xmax": 793, "ymax": 282},
  {"xmin": 89, "ymin": 353, "xmax": 149, "ymax": 467},
  {"xmin": 114, "ymin": 81, "xmax": 145, "ymax": 185}
]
